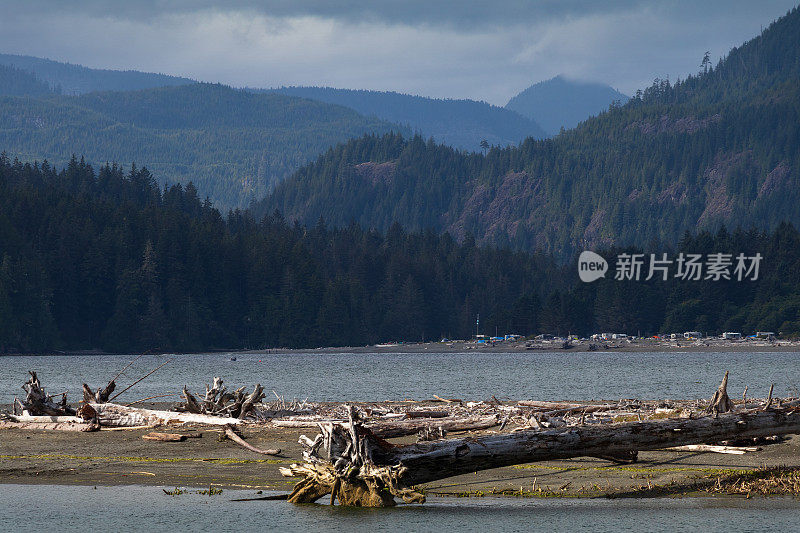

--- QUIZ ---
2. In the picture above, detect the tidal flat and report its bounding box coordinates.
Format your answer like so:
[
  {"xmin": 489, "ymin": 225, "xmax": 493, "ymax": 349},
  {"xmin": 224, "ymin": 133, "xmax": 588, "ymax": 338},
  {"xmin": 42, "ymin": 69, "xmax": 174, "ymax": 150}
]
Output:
[{"xmin": 2, "ymin": 412, "xmax": 800, "ymax": 499}]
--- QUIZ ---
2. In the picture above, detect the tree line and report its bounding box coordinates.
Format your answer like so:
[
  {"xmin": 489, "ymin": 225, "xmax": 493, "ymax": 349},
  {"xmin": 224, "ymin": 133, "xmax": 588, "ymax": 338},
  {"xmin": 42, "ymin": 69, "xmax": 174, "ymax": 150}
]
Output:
[
  {"xmin": 0, "ymin": 154, "xmax": 560, "ymax": 353},
  {"xmin": 3, "ymin": 153, "xmax": 800, "ymax": 354}
]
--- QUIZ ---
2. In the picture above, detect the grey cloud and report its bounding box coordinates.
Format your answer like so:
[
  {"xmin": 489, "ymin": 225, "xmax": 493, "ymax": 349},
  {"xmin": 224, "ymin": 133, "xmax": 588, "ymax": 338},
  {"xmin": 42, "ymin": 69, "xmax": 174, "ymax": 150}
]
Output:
[
  {"xmin": 1, "ymin": 1, "xmax": 798, "ymax": 105},
  {"xmin": 5, "ymin": 0, "xmax": 680, "ymax": 28}
]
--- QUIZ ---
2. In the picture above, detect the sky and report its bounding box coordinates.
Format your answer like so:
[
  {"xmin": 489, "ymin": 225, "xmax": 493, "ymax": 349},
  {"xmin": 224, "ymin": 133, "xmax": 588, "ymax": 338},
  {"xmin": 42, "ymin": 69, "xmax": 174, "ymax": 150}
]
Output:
[{"xmin": 1, "ymin": 1, "xmax": 797, "ymax": 105}]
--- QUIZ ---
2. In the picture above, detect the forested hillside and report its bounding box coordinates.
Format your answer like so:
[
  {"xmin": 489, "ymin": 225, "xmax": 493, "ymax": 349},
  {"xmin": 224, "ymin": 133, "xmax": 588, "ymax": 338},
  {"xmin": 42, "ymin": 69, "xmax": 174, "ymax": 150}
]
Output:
[
  {"xmin": 0, "ymin": 54, "xmax": 195, "ymax": 95},
  {"xmin": 258, "ymin": 7, "xmax": 800, "ymax": 259},
  {"xmin": 0, "ymin": 83, "xmax": 407, "ymax": 209},
  {"xmin": 548, "ymin": 225, "xmax": 800, "ymax": 338},
  {"xmin": 260, "ymin": 86, "xmax": 546, "ymax": 151},
  {"xmin": 505, "ymin": 75, "xmax": 629, "ymax": 135},
  {"xmin": 3, "ymin": 153, "xmax": 800, "ymax": 353},
  {"xmin": 0, "ymin": 154, "xmax": 561, "ymax": 353},
  {"xmin": 0, "ymin": 64, "xmax": 54, "ymax": 96}
]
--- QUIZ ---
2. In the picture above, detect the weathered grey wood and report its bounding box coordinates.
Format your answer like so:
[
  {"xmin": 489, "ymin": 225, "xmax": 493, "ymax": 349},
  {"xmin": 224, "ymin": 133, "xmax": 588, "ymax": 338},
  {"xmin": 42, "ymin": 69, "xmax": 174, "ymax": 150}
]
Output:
[
  {"xmin": 284, "ymin": 400, "xmax": 800, "ymax": 506},
  {"xmin": 21, "ymin": 371, "xmax": 75, "ymax": 416},
  {"xmin": 91, "ymin": 403, "xmax": 242, "ymax": 426},
  {"xmin": 83, "ymin": 381, "xmax": 116, "ymax": 403},
  {"xmin": 0, "ymin": 420, "xmax": 99, "ymax": 431},
  {"xmin": 180, "ymin": 386, "xmax": 204, "ymax": 414},
  {"xmin": 663, "ymin": 444, "xmax": 759, "ymax": 454},
  {"xmin": 272, "ymin": 419, "xmax": 347, "ymax": 428},
  {"xmin": 271, "ymin": 415, "xmax": 497, "ymax": 437},
  {"xmin": 222, "ymin": 424, "xmax": 282, "ymax": 455},
  {"xmin": 386, "ymin": 407, "xmax": 800, "ymax": 487},
  {"xmin": 142, "ymin": 432, "xmax": 186, "ymax": 442},
  {"xmin": 404, "ymin": 410, "xmax": 450, "ymax": 419},
  {"xmin": 176, "ymin": 378, "xmax": 264, "ymax": 419},
  {"xmin": 236, "ymin": 384, "xmax": 265, "ymax": 419},
  {"xmin": 706, "ymin": 370, "xmax": 733, "ymax": 416},
  {"xmin": 368, "ymin": 415, "xmax": 498, "ymax": 438}
]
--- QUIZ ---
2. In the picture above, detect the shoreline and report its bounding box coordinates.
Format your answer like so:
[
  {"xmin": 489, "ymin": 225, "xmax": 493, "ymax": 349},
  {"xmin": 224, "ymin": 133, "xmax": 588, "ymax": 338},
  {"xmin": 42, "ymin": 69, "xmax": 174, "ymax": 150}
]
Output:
[
  {"xmin": 3, "ymin": 407, "xmax": 799, "ymax": 500},
  {"xmin": 4, "ymin": 339, "xmax": 800, "ymax": 357}
]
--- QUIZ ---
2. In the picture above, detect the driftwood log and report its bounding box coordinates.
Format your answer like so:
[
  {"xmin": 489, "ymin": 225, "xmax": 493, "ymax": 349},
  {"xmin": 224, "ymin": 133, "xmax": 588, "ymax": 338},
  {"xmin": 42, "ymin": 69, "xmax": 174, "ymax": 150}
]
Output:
[
  {"xmin": 368, "ymin": 415, "xmax": 498, "ymax": 438},
  {"xmin": 91, "ymin": 403, "xmax": 242, "ymax": 426},
  {"xmin": 20, "ymin": 371, "xmax": 75, "ymax": 416},
  {"xmin": 272, "ymin": 415, "xmax": 498, "ymax": 438},
  {"xmin": 222, "ymin": 424, "xmax": 282, "ymax": 455},
  {"xmin": 176, "ymin": 378, "xmax": 265, "ymax": 419},
  {"xmin": 0, "ymin": 412, "xmax": 99, "ymax": 432},
  {"xmin": 82, "ymin": 381, "xmax": 116, "ymax": 403},
  {"xmin": 142, "ymin": 432, "xmax": 187, "ymax": 442},
  {"xmin": 281, "ymin": 376, "xmax": 800, "ymax": 507},
  {"xmin": 706, "ymin": 370, "xmax": 734, "ymax": 416}
]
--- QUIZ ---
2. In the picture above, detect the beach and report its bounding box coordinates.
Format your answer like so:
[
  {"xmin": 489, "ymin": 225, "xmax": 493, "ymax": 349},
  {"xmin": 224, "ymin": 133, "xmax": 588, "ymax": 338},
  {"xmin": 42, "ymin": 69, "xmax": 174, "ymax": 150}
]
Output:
[{"xmin": 3, "ymin": 402, "xmax": 800, "ymax": 499}]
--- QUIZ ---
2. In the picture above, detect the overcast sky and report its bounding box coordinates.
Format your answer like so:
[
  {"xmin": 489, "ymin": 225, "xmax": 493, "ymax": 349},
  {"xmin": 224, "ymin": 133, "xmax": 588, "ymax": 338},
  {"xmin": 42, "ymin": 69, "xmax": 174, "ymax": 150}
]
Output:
[{"xmin": 1, "ymin": 1, "xmax": 797, "ymax": 105}]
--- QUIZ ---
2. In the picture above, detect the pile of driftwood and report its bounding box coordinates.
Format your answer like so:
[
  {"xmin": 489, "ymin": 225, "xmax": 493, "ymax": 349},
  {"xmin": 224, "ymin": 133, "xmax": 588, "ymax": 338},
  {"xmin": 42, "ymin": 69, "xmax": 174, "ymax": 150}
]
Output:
[
  {"xmin": 176, "ymin": 378, "xmax": 266, "ymax": 419},
  {"xmin": 14, "ymin": 371, "xmax": 75, "ymax": 416},
  {"xmin": 278, "ymin": 373, "xmax": 800, "ymax": 506},
  {"xmin": 4, "ymin": 368, "xmax": 314, "ymax": 431},
  {"xmin": 5, "ymin": 368, "xmax": 800, "ymax": 507}
]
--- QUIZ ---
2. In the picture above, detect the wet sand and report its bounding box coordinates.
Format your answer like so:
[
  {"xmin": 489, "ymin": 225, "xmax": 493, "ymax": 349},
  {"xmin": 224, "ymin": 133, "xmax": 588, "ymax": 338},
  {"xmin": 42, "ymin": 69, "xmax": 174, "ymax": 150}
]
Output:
[{"xmin": 3, "ymin": 419, "xmax": 799, "ymax": 498}]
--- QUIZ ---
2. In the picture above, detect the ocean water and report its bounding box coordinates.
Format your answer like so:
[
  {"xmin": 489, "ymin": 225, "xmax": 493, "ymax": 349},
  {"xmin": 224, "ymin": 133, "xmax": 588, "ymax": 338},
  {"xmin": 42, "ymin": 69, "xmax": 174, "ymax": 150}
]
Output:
[
  {"xmin": 1, "ymin": 350, "xmax": 798, "ymax": 405},
  {"xmin": 0, "ymin": 484, "xmax": 798, "ymax": 532}
]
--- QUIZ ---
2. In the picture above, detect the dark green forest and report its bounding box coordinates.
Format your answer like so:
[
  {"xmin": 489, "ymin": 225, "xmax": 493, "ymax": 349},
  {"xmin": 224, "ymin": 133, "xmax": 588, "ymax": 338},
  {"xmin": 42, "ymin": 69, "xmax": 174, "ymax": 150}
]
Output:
[
  {"xmin": 259, "ymin": 7, "xmax": 800, "ymax": 259},
  {"xmin": 0, "ymin": 154, "xmax": 561, "ymax": 353},
  {"xmin": 261, "ymin": 86, "xmax": 546, "ymax": 150},
  {"xmin": 0, "ymin": 64, "xmax": 55, "ymax": 97},
  {"xmin": 547, "ymin": 225, "xmax": 800, "ymax": 338},
  {"xmin": 3, "ymin": 153, "xmax": 800, "ymax": 353},
  {"xmin": 0, "ymin": 83, "xmax": 407, "ymax": 210}
]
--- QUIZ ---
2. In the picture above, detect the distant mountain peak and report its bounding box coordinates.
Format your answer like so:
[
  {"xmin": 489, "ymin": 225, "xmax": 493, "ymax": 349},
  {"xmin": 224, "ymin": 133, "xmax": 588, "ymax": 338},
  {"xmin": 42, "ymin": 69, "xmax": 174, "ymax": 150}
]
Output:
[
  {"xmin": 260, "ymin": 85, "xmax": 547, "ymax": 151},
  {"xmin": 505, "ymin": 75, "xmax": 629, "ymax": 136}
]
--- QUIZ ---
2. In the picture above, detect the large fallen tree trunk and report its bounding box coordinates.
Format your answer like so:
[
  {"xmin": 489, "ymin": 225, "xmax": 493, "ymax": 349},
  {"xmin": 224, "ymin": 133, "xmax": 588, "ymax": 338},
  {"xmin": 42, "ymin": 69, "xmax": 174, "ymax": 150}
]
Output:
[
  {"xmin": 0, "ymin": 413, "xmax": 99, "ymax": 432},
  {"xmin": 281, "ymin": 399, "xmax": 800, "ymax": 506},
  {"xmin": 272, "ymin": 415, "xmax": 498, "ymax": 438},
  {"xmin": 90, "ymin": 403, "xmax": 242, "ymax": 427},
  {"xmin": 367, "ymin": 415, "xmax": 498, "ymax": 438}
]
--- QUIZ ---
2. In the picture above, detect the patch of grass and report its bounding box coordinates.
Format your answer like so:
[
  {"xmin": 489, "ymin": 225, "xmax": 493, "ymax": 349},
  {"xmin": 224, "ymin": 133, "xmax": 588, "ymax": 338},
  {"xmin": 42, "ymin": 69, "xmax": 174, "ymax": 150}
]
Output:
[
  {"xmin": 512, "ymin": 463, "xmax": 744, "ymax": 476},
  {"xmin": 197, "ymin": 485, "xmax": 223, "ymax": 496},
  {"xmin": 163, "ymin": 487, "xmax": 185, "ymax": 496},
  {"xmin": 705, "ymin": 466, "xmax": 800, "ymax": 497}
]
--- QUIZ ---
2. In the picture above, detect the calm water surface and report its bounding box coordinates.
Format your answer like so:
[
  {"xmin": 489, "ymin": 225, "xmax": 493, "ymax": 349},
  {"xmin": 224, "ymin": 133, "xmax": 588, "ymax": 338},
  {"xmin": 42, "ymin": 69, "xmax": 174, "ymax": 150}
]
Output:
[
  {"xmin": 0, "ymin": 484, "xmax": 798, "ymax": 532},
  {"xmin": 1, "ymin": 350, "xmax": 798, "ymax": 404}
]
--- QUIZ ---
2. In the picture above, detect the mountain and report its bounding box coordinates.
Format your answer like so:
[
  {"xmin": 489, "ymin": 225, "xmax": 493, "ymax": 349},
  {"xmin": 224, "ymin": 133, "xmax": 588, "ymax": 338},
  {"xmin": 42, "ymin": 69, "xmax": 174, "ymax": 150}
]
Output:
[
  {"xmin": 0, "ymin": 83, "xmax": 408, "ymax": 209},
  {"xmin": 505, "ymin": 75, "xmax": 629, "ymax": 136},
  {"xmin": 256, "ymin": 7, "xmax": 800, "ymax": 259},
  {"xmin": 0, "ymin": 53, "xmax": 195, "ymax": 95},
  {"xmin": 259, "ymin": 86, "xmax": 547, "ymax": 151},
  {"xmin": 0, "ymin": 64, "xmax": 54, "ymax": 97},
  {"xmin": 5, "ymin": 151, "xmax": 800, "ymax": 351}
]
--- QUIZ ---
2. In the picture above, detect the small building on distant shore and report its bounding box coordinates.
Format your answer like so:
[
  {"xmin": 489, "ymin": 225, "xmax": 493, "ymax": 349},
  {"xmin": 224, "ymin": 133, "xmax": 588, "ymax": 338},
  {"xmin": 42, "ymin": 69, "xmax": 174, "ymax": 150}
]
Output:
[
  {"xmin": 683, "ymin": 331, "xmax": 702, "ymax": 339},
  {"xmin": 722, "ymin": 332, "xmax": 742, "ymax": 340}
]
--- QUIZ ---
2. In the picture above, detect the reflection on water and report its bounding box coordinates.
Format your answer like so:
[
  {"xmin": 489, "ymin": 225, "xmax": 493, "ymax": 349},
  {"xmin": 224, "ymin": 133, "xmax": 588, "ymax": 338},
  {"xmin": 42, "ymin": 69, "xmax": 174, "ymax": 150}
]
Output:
[
  {"xmin": 0, "ymin": 484, "xmax": 799, "ymax": 532},
  {"xmin": 1, "ymin": 350, "xmax": 799, "ymax": 404}
]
